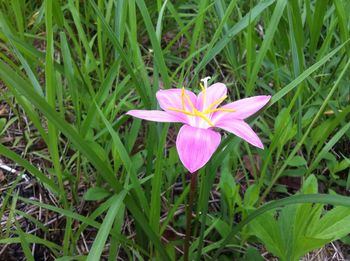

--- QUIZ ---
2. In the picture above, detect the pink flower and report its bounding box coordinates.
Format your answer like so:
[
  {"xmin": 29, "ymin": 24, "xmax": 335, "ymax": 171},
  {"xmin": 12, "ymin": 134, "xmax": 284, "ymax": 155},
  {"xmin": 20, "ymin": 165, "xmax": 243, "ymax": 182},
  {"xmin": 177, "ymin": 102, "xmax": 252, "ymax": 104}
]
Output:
[{"xmin": 127, "ymin": 77, "xmax": 271, "ymax": 173}]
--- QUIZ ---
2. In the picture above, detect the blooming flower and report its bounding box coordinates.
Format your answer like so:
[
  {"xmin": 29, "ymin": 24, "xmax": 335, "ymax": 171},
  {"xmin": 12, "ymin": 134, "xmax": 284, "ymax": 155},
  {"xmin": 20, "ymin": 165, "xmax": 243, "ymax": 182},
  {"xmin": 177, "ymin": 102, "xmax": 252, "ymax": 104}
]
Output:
[{"xmin": 127, "ymin": 77, "xmax": 271, "ymax": 173}]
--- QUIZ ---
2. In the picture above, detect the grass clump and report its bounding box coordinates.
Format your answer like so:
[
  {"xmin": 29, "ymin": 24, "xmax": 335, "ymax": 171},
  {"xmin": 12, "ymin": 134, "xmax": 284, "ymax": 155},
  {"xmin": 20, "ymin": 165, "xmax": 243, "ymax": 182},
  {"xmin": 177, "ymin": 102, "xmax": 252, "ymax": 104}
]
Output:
[{"xmin": 0, "ymin": 0, "xmax": 349, "ymax": 260}]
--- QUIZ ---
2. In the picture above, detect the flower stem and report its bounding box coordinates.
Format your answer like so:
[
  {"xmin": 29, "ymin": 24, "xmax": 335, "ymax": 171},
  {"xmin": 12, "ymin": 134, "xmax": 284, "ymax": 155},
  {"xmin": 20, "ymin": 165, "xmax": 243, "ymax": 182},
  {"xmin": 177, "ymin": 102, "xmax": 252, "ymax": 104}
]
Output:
[{"xmin": 184, "ymin": 171, "xmax": 197, "ymax": 261}]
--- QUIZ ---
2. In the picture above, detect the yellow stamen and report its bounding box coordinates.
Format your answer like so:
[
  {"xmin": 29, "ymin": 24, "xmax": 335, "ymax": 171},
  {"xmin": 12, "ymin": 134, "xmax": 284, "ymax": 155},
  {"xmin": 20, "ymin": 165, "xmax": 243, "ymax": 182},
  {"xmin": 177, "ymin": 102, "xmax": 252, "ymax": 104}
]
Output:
[
  {"xmin": 200, "ymin": 83, "xmax": 206, "ymax": 105},
  {"xmin": 181, "ymin": 87, "xmax": 186, "ymax": 110},
  {"xmin": 203, "ymin": 95, "xmax": 228, "ymax": 113},
  {"xmin": 183, "ymin": 92, "xmax": 197, "ymax": 113},
  {"xmin": 168, "ymin": 107, "xmax": 214, "ymax": 126},
  {"xmin": 205, "ymin": 108, "xmax": 236, "ymax": 113},
  {"xmin": 168, "ymin": 107, "xmax": 196, "ymax": 116},
  {"xmin": 195, "ymin": 110, "xmax": 214, "ymax": 126},
  {"xmin": 183, "ymin": 93, "xmax": 214, "ymax": 126},
  {"xmin": 167, "ymin": 82, "xmax": 241, "ymax": 127}
]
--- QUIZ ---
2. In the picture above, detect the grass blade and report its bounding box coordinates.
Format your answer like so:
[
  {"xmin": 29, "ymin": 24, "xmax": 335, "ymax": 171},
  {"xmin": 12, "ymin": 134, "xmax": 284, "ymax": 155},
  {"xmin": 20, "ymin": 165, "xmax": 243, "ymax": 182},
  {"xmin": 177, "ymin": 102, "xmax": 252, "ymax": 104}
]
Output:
[
  {"xmin": 269, "ymin": 40, "xmax": 350, "ymax": 107},
  {"xmin": 309, "ymin": 122, "xmax": 350, "ymax": 172},
  {"xmin": 95, "ymin": 103, "xmax": 150, "ymax": 213},
  {"xmin": 87, "ymin": 191, "xmax": 127, "ymax": 261},
  {"xmin": 246, "ymin": 0, "xmax": 287, "ymax": 94},
  {"xmin": 194, "ymin": 0, "xmax": 275, "ymax": 75},
  {"xmin": 0, "ymin": 59, "xmax": 121, "ymax": 192},
  {"xmin": 0, "ymin": 143, "xmax": 57, "ymax": 193},
  {"xmin": 262, "ymin": 56, "xmax": 350, "ymax": 201},
  {"xmin": 135, "ymin": 0, "xmax": 171, "ymax": 88},
  {"xmin": 215, "ymin": 193, "xmax": 350, "ymax": 258},
  {"xmin": 89, "ymin": 0, "xmax": 151, "ymax": 107},
  {"xmin": 149, "ymin": 124, "xmax": 169, "ymax": 233}
]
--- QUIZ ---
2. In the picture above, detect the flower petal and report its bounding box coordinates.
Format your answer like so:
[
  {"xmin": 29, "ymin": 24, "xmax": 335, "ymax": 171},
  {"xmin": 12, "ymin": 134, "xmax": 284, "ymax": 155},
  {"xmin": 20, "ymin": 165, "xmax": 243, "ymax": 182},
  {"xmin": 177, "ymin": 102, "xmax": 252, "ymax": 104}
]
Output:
[
  {"xmin": 127, "ymin": 110, "xmax": 184, "ymax": 123},
  {"xmin": 213, "ymin": 95, "xmax": 271, "ymax": 122},
  {"xmin": 156, "ymin": 89, "xmax": 197, "ymax": 124},
  {"xmin": 197, "ymin": 83, "xmax": 227, "ymax": 111},
  {"xmin": 176, "ymin": 125, "xmax": 221, "ymax": 173},
  {"xmin": 156, "ymin": 89, "xmax": 197, "ymax": 112},
  {"xmin": 216, "ymin": 120, "xmax": 264, "ymax": 149}
]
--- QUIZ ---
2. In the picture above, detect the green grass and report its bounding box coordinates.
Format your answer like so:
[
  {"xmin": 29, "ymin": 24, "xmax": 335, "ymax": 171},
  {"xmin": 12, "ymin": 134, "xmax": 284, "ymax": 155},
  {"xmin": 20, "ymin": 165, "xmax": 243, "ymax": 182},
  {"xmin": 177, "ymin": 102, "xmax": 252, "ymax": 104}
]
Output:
[{"xmin": 0, "ymin": 0, "xmax": 349, "ymax": 260}]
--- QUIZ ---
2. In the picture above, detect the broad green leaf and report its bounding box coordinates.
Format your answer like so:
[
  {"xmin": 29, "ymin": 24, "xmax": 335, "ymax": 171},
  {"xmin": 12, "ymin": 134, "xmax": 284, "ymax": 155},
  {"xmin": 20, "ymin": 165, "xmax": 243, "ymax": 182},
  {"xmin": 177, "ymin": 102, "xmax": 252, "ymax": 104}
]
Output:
[
  {"xmin": 216, "ymin": 193, "xmax": 350, "ymax": 259},
  {"xmin": 309, "ymin": 206, "xmax": 350, "ymax": 240},
  {"xmin": 84, "ymin": 187, "xmax": 111, "ymax": 201},
  {"xmin": 288, "ymin": 156, "xmax": 307, "ymax": 167},
  {"xmin": 244, "ymin": 184, "xmax": 260, "ymax": 207},
  {"xmin": 243, "ymin": 247, "xmax": 264, "ymax": 261}
]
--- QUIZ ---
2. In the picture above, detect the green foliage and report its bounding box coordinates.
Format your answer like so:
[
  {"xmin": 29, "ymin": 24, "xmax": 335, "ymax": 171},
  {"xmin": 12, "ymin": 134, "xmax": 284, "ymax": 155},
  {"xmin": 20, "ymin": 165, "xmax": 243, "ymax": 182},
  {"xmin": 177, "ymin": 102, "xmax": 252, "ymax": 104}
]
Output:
[
  {"xmin": 0, "ymin": 0, "xmax": 349, "ymax": 260},
  {"xmin": 248, "ymin": 176, "xmax": 350, "ymax": 261},
  {"xmin": 84, "ymin": 187, "xmax": 111, "ymax": 201}
]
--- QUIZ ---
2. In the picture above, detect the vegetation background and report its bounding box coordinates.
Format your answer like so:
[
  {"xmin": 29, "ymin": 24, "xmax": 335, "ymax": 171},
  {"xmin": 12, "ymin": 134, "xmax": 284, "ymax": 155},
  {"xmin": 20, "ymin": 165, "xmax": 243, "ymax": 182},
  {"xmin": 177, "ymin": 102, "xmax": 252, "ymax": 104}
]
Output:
[{"xmin": 0, "ymin": 0, "xmax": 349, "ymax": 260}]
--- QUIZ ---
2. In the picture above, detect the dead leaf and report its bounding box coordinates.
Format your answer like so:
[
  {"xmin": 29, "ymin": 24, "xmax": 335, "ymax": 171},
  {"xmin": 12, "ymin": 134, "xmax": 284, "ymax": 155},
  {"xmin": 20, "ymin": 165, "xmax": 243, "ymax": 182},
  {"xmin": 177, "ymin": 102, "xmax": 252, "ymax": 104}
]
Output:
[
  {"xmin": 0, "ymin": 106, "xmax": 8, "ymax": 116},
  {"xmin": 0, "ymin": 170, "xmax": 5, "ymax": 182},
  {"xmin": 243, "ymin": 154, "xmax": 262, "ymax": 177}
]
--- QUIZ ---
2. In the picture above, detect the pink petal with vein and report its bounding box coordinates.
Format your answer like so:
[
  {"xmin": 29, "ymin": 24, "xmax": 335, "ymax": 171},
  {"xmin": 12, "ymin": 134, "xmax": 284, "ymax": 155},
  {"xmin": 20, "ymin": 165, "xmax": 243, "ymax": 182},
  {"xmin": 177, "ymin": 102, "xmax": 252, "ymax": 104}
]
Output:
[
  {"xmin": 156, "ymin": 89, "xmax": 197, "ymax": 124},
  {"xmin": 197, "ymin": 83, "xmax": 227, "ymax": 111},
  {"xmin": 213, "ymin": 95, "xmax": 271, "ymax": 122},
  {"xmin": 156, "ymin": 89, "xmax": 197, "ymax": 111},
  {"xmin": 215, "ymin": 120, "xmax": 264, "ymax": 149},
  {"xmin": 127, "ymin": 110, "xmax": 184, "ymax": 123},
  {"xmin": 176, "ymin": 125, "xmax": 221, "ymax": 173}
]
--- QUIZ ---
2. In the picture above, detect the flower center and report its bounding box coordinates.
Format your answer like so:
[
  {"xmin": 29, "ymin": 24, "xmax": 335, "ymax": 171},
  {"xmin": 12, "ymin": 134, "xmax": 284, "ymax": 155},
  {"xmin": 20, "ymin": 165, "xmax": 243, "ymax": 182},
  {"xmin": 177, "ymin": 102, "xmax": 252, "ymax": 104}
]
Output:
[
  {"xmin": 168, "ymin": 88, "xmax": 215, "ymax": 126},
  {"xmin": 167, "ymin": 77, "xmax": 236, "ymax": 126}
]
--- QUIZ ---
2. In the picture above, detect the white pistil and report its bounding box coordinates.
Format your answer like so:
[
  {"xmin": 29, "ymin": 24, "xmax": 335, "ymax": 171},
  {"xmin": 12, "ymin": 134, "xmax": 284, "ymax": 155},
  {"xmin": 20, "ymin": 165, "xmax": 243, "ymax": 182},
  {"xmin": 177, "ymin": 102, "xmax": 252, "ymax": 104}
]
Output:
[
  {"xmin": 200, "ymin": 76, "xmax": 211, "ymax": 90},
  {"xmin": 200, "ymin": 76, "xmax": 211, "ymax": 113}
]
